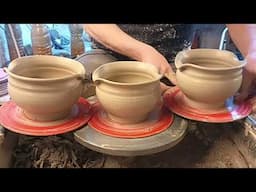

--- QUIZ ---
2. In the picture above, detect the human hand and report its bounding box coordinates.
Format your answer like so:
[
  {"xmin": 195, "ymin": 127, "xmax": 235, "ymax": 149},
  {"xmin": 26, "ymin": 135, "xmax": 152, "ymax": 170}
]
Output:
[
  {"xmin": 160, "ymin": 83, "xmax": 178, "ymax": 96},
  {"xmin": 140, "ymin": 45, "xmax": 177, "ymax": 85},
  {"xmin": 164, "ymin": 71, "xmax": 177, "ymax": 86},
  {"xmin": 235, "ymin": 53, "xmax": 256, "ymax": 103},
  {"xmin": 235, "ymin": 70, "xmax": 254, "ymax": 103},
  {"xmin": 160, "ymin": 82, "xmax": 170, "ymax": 95},
  {"xmin": 244, "ymin": 52, "xmax": 256, "ymax": 74}
]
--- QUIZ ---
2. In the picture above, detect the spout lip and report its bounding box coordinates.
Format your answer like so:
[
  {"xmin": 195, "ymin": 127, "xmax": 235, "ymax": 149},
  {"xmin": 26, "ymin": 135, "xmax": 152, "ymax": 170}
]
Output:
[
  {"xmin": 92, "ymin": 77, "xmax": 105, "ymax": 85},
  {"xmin": 92, "ymin": 73, "xmax": 162, "ymax": 86},
  {"xmin": 92, "ymin": 61, "xmax": 163, "ymax": 86},
  {"xmin": 176, "ymin": 61, "xmax": 246, "ymax": 72},
  {"xmin": 175, "ymin": 48, "xmax": 246, "ymax": 72}
]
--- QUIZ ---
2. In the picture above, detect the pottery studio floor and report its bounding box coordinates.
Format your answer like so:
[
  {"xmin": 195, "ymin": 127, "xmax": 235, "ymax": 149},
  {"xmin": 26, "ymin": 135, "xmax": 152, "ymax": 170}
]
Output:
[{"xmin": 12, "ymin": 121, "xmax": 256, "ymax": 168}]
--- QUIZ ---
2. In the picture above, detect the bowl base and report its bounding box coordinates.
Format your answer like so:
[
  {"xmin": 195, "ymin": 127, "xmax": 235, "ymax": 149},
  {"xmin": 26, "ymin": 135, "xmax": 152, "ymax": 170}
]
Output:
[
  {"xmin": 107, "ymin": 113, "xmax": 149, "ymax": 125},
  {"xmin": 23, "ymin": 109, "xmax": 71, "ymax": 122},
  {"xmin": 183, "ymin": 96, "xmax": 226, "ymax": 113},
  {"xmin": 88, "ymin": 101, "xmax": 174, "ymax": 139}
]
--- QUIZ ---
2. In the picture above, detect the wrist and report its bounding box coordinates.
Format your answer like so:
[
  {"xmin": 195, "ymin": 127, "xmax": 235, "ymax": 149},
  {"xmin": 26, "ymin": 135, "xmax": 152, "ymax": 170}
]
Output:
[{"xmin": 132, "ymin": 43, "xmax": 155, "ymax": 61}]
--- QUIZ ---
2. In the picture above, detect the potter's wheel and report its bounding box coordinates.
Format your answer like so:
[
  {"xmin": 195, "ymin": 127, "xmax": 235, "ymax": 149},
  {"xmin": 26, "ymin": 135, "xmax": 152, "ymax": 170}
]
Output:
[
  {"xmin": 0, "ymin": 97, "xmax": 93, "ymax": 136},
  {"xmin": 74, "ymin": 96, "xmax": 188, "ymax": 156},
  {"xmin": 163, "ymin": 86, "xmax": 252, "ymax": 123}
]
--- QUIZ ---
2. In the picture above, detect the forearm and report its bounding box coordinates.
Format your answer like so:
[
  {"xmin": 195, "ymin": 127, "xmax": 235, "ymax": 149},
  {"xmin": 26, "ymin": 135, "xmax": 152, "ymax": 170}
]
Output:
[
  {"xmin": 226, "ymin": 24, "xmax": 256, "ymax": 56},
  {"xmin": 84, "ymin": 24, "xmax": 153, "ymax": 61}
]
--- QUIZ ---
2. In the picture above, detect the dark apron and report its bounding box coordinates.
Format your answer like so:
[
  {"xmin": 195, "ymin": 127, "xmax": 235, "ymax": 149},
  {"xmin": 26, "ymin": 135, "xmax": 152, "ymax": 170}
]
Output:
[{"xmin": 91, "ymin": 24, "xmax": 194, "ymax": 69}]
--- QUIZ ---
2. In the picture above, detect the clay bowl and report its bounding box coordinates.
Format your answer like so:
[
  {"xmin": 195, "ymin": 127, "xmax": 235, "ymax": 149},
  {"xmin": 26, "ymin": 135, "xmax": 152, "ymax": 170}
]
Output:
[
  {"xmin": 92, "ymin": 61, "xmax": 162, "ymax": 124},
  {"xmin": 175, "ymin": 49, "xmax": 246, "ymax": 111},
  {"xmin": 7, "ymin": 55, "xmax": 86, "ymax": 122}
]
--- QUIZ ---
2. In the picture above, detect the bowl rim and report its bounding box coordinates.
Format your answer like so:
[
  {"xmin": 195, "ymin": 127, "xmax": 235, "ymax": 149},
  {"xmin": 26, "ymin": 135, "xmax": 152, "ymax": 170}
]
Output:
[
  {"xmin": 92, "ymin": 61, "xmax": 163, "ymax": 86},
  {"xmin": 7, "ymin": 55, "xmax": 86, "ymax": 82},
  {"xmin": 175, "ymin": 48, "xmax": 246, "ymax": 71}
]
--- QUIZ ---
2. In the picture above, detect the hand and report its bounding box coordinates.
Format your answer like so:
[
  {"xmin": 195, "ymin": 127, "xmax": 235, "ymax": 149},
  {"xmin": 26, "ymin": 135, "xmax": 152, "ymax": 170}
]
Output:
[
  {"xmin": 244, "ymin": 52, "xmax": 256, "ymax": 75},
  {"xmin": 139, "ymin": 45, "xmax": 176, "ymax": 84},
  {"xmin": 160, "ymin": 82, "xmax": 170, "ymax": 94},
  {"xmin": 235, "ymin": 53, "xmax": 256, "ymax": 103},
  {"xmin": 160, "ymin": 82, "xmax": 176, "ymax": 95},
  {"xmin": 235, "ymin": 70, "xmax": 254, "ymax": 103},
  {"xmin": 249, "ymin": 96, "xmax": 256, "ymax": 113},
  {"xmin": 164, "ymin": 70, "xmax": 177, "ymax": 85}
]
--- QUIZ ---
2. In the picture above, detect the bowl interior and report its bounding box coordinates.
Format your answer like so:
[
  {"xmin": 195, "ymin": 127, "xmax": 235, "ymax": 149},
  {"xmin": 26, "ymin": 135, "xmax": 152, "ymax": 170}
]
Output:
[
  {"xmin": 93, "ymin": 61, "xmax": 162, "ymax": 85},
  {"xmin": 8, "ymin": 55, "xmax": 85, "ymax": 80},
  {"xmin": 178, "ymin": 49, "xmax": 242, "ymax": 69}
]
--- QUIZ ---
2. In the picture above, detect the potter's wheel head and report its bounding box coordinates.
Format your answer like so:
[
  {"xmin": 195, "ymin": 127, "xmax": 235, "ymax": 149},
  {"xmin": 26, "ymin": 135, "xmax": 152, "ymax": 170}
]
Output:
[
  {"xmin": 163, "ymin": 86, "xmax": 252, "ymax": 123},
  {"xmin": 0, "ymin": 97, "xmax": 93, "ymax": 136},
  {"xmin": 74, "ymin": 115, "xmax": 188, "ymax": 157}
]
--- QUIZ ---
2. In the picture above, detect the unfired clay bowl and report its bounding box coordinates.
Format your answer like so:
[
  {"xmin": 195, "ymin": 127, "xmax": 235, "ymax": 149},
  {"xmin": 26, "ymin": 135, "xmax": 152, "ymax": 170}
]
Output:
[
  {"xmin": 175, "ymin": 48, "xmax": 246, "ymax": 111},
  {"xmin": 7, "ymin": 55, "xmax": 86, "ymax": 122},
  {"xmin": 92, "ymin": 61, "xmax": 162, "ymax": 124}
]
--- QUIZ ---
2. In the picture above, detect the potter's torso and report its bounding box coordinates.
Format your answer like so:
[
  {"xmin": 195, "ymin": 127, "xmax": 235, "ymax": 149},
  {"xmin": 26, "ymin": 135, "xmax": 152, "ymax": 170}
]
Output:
[{"xmin": 92, "ymin": 24, "xmax": 194, "ymax": 65}]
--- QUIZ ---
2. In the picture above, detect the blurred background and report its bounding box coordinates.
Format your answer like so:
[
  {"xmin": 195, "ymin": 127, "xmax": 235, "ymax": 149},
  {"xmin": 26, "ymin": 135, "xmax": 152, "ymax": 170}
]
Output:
[{"xmin": 0, "ymin": 24, "xmax": 242, "ymax": 68}]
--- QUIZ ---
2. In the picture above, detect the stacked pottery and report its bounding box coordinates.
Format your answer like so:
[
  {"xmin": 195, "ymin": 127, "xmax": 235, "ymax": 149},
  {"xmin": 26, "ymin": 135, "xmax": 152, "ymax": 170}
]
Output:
[{"xmin": 0, "ymin": 68, "xmax": 8, "ymax": 104}]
